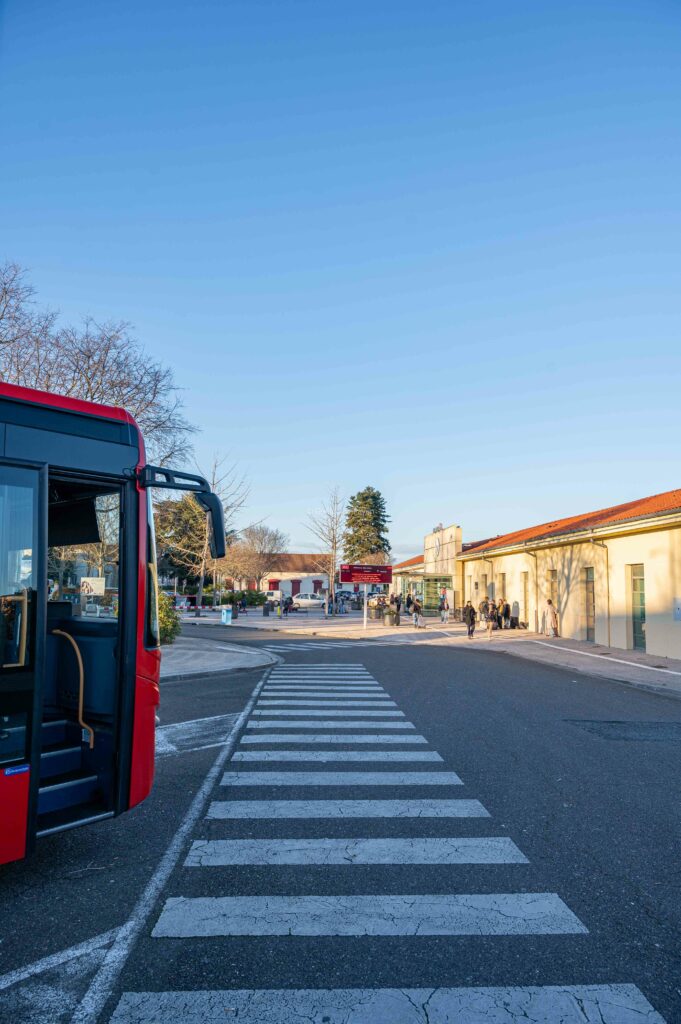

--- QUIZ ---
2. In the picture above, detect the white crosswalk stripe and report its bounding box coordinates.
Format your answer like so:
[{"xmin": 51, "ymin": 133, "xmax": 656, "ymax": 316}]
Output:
[
  {"xmin": 246, "ymin": 719, "xmax": 416, "ymax": 729},
  {"xmin": 256, "ymin": 699, "xmax": 397, "ymax": 706},
  {"xmin": 185, "ymin": 835, "xmax": 524, "ymax": 865},
  {"xmin": 219, "ymin": 770, "xmax": 463, "ymax": 786},
  {"xmin": 250, "ymin": 709, "xmax": 405, "ymax": 717},
  {"xmin": 240, "ymin": 733, "xmax": 429, "ymax": 744},
  {"xmin": 231, "ymin": 750, "xmax": 445, "ymax": 762},
  {"xmin": 207, "ymin": 798, "xmax": 488, "ymax": 818},
  {"xmin": 112, "ymin": 661, "xmax": 666, "ymax": 1024},
  {"xmin": 111, "ymin": 985, "xmax": 667, "ymax": 1023},
  {"xmin": 153, "ymin": 892, "xmax": 586, "ymax": 937}
]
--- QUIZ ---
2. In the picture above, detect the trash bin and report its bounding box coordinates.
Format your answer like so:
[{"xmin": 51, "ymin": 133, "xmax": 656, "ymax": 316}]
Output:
[
  {"xmin": 263, "ymin": 603, "xmax": 270, "ymax": 617},
  {"xmin": 384, "ymin": 609, "xmax": 397, "ymax": 626},
  {"xmin": 221, "ymin": 607, "xmax": 232, "ymax": 625}
]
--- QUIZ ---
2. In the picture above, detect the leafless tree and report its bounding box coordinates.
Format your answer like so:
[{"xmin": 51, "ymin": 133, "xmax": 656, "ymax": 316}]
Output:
[
  {"xmin": 0, "ymin": 263, "xmax": 194, "ymax": 465},
  {"xmin": 0, "ymin": 262, "xmax": 56, "ymax": 349},
  {"xmin": 154, "ymin": 456, "xmax": 248, "ymax": 615},
  {"xmin": 222, "ymin": 524, "xmax": 289, "ymax": 591},
  {"xmin": 307, "ymin": 487, "xmax": 345, "ymax": 615}
]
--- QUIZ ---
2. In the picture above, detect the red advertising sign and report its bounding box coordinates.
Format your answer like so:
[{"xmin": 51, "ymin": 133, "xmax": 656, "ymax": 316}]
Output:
[{"xmin": 339, "ymin": 563, "xmax": 393, "ymax": 585}]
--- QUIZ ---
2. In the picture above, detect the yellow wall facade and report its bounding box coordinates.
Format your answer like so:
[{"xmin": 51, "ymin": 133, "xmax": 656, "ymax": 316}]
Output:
[{"xmin": 458, "ymin": 523, "xmax": 681, "ymax": 659}]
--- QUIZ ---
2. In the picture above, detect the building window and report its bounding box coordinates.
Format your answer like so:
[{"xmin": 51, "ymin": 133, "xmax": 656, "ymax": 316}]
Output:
[
  {"xmin": 585, "ymin": 567, "xmax": 595, "ymax": 642},
  {"xmin": 522, "ymin": 571, "xmax": 529, "ymax": 626},
  {"xmin": 313, "ymin": 580, "xmax": 323, "ymax": 593},
  {"xmin": 481, "ymin": 573, "xmax": 488, "ymax": 599},
  {"xmin": 467, "ymin": 575, "xmax": 472, "ymax": 600},
  {"xmin": 268, "ymin": 579, "xmax": 280, "ymax": 590},
  {"xmin": 631, "ymin": 564, "xmax": 646, "ymax": 651},
  {"xmin": 498, "ymin": 572, "xmax": 506, "ymax": 599}
]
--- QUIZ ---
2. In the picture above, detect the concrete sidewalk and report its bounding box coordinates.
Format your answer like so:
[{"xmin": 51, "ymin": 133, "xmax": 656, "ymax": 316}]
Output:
[{"xmin": 160, "ymin": 637, "xmax": 278, "ymax": 681}]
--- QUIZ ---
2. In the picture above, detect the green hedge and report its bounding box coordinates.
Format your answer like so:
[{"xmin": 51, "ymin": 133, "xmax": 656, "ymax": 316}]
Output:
[{"xmin": 159, "ymin": 591, "xmax": 182, "ymax": 645}]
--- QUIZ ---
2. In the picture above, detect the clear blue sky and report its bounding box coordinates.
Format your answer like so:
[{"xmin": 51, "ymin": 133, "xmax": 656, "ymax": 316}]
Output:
[{"xmin": 1, "ymin": 1, "xmax": 680, "ymax": 558}]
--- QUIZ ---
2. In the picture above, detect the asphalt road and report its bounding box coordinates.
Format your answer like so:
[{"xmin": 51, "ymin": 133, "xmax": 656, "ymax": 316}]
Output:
[{"xmin": 2, "ymin": 623, "xmax": 680, "ymax": 1023}]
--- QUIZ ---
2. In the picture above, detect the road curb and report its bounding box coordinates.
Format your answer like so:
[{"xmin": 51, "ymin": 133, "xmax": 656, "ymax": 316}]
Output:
[{"xmin": 160, "ymin": 643, "xmax": 280, "ymax": 682}]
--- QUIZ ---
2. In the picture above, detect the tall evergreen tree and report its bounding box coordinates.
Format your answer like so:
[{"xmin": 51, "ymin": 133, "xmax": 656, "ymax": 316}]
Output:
[{"xmin": 342, "ymin": 486, "xmax": 390, "ymax": 562}]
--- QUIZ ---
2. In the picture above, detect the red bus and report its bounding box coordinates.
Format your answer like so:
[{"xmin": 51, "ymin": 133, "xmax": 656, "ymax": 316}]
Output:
[{"xmin": 0, "ymin": 382, "xmax": 225, "ymax": 865}]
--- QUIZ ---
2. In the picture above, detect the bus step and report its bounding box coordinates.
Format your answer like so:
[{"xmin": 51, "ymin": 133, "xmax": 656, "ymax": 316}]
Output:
[
  {"xmin": 40, "ymin": 718, "xmax": 79, "ymax": 747},
  {"xmin": 36, "ymin": 804, "xmax": 113, "ymax": 839},
  {"xmin": 39, "ymin": 744, "xmax": 82, "ymax": 780},
  {"xmin": 37, "ymin": 772, "xmax": 100, "ymax": 815}
]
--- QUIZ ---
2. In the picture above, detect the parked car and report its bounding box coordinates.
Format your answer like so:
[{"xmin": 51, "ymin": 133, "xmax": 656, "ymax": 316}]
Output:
[
  {"xmin": 265, "ymin": 589, "xmax": 283, "ymax": 606},
  {"xmin": 291, "ymin": 592, "xmax": 325, "ymax": 611}
]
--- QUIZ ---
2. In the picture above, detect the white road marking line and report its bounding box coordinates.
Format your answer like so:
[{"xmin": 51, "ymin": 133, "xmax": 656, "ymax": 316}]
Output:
[
  {"xmin": 219, "ymin": 771, "xmax": 463, "ymax": 787},
  {"xmin": 109, "ymin": 984, "xmax": 668, "ymax": 1024},
  {"xmin": 185, "ymin": 836, "xmax": 525, "ymax": 866},
  {"xmin": 263, "ymin": 685, "xmax": 384, "ymax": 690},
  {"xmin": 207, "ymin": 798, "xmax": 488, "ymax": 818},
  {"xmin": 269, "ymin": 666, "xmax": 374, "ymax": 672},
  {"xmin": 68, "ymin": 667, "xmax": 272, "ymax": 1024},
  {"xmin": 531, "ymin": 639, "xmax": 681, "ymax": 676},
  {"xmin": 246, "ymin": 720, "xmax": 415, "ymax": 730},
  {"xmin": 256, "ymin": 699, "xmax": 397, "ymax": 707},
  {"xmin": 152, "ymin": 892, "xmax": 587, "ymax": 937},
  {"xmin": 240, "ymin": 733, "xmax": 429, "ymax": 744},
  {"xmin": 251, "ymin": 709, "xmax": 405, "ymax": 717},
  {"xmin": 155, "ymin": 713, "xmax": 239, "ymax": 756},
  {"xmin": 231, "ymin": 750, "xmax": 445, "ymax": 761},
  {"xmin": 0, "ymin": 928, "xmax": 119, "ymax": 991},
  {"xmin": 262, "ymin": 686, "xmax": 384, "ymax": 692},
  {"xmin": 267, "ymin": 678, "xmax": 377, "ymax": 683},
  {"xmin": 259, "ymin": 698, "xmax": 388, "ymax": 704}
]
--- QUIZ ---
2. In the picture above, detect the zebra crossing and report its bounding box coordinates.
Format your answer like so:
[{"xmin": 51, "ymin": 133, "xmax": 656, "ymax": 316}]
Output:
[
  {"xmin": 262, "ymin": 635, "xmax": 448, "ymax": 652},
  {"xmin": 110, "ymin": 662, "xmax": 666, "ymax": 1023}
]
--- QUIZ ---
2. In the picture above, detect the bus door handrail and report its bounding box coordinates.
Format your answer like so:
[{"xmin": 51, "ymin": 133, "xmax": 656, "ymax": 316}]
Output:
[{"xmin": 51, "ymin": 630, "xmax": 95, "ymax": 749}]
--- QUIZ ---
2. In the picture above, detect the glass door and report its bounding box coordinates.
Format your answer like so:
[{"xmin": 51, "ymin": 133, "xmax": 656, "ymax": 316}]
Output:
[
  {"xmin": 0, "ymin": 463, "xmax": 44, "ymax": 864},
  {"xmin": 631, "ymin": 564, "xmax": 646, "ymax": 651},
  {"xmin": 585, "ymin": 567, "xmax": 595, "ymax": 642}
]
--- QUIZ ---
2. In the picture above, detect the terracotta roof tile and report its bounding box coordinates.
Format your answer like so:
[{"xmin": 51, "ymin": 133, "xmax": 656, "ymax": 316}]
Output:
[
  {"xmin": 393, "ymin": 554, "xmax": 424, "ymax": 569},
  {"xmin": 269, "ymin": 553, "xmax": 330, "ymax": 573},
  {"xmin": 464, "ymin": 488, "xmax": 681, "ymax": 555}
]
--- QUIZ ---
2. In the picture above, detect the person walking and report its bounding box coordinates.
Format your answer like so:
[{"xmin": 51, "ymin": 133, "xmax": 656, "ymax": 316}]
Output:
[
  {"xmin": 438, "ymin": 593, "xmax": 448, "ymax": 624},
  {"xmin": 463, "ymin": 600, "xmax": 476, "ymax": 637},
  {"xmin": 502, "ymin": 599, "xmax": 511, "ymax": 630},
  {"xmin": 546, "ymin": 599, "xmax": 559, "ymax": 637},
  {"xmin": 395, "ymin": 593, "xmax": 402, "ymax": 614},
  {"xmin": 412, "ymin": 596, "xmax": 423, "ymax": 628},
  {"xmin": 487, "ymin": 600, "xmax": 497, "ymax": 640}
]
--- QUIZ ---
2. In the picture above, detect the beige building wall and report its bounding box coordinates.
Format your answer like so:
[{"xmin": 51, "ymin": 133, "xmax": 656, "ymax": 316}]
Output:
[
  {"xmin": 423, "ymin": 524, "xmax": 462, "ymax": 575},
  {"xmin": 459, "ymin": 523, "xmax": 681, "ymax": 659}
]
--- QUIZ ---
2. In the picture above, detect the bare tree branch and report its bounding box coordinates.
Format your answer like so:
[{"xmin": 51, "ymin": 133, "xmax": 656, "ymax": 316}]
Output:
[{"xmin": 307, "ymin": 486, "xmax": 345, "ymax": 613}]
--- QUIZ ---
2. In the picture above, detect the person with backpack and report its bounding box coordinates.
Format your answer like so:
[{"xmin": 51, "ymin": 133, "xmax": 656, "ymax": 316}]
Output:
[
  {"xmin": 406, "ymin": 593, "xmax": 413, "ymax": 616},
  {"xmin": 412, "ymin": 596, "xmax": 424, "ymax": 628},
  {"xmin": 438, "ymin": 593, "xmax": 449, "ymax": 624}
]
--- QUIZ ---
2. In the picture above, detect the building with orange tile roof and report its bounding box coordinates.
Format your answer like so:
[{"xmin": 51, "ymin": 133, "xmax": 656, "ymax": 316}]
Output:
[{"xmin": 393, "ymin": 489, "xmax": 681, "ymax": 658}]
